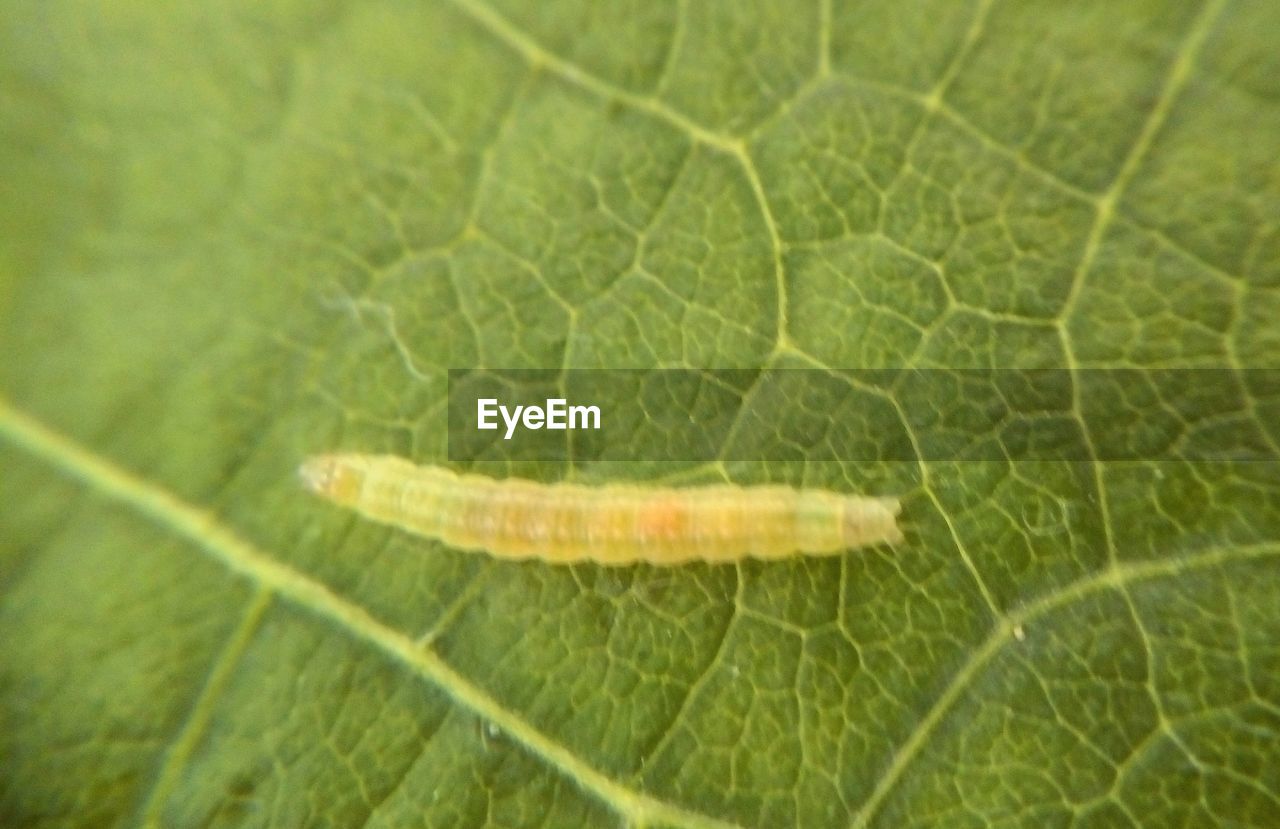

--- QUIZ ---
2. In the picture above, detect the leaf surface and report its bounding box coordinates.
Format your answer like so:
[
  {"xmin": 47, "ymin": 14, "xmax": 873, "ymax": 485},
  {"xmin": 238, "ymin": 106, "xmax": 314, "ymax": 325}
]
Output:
[{"xmin": 2, "ymin": 1, "xmax": 1278, "ymax": 827}]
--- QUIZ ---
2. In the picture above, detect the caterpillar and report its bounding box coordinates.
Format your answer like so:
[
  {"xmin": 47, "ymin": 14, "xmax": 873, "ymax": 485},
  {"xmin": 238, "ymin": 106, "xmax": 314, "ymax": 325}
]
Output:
[{"xmin": 299, "ymin": 454, "xmax": 904, "ymax": 566}]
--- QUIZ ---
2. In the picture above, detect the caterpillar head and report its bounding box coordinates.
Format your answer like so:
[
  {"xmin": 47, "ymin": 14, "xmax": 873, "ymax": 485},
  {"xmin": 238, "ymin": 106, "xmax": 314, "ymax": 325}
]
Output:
[{"xmin": 298, "ymin": 454, "xmax": 365, "ymax": 505}]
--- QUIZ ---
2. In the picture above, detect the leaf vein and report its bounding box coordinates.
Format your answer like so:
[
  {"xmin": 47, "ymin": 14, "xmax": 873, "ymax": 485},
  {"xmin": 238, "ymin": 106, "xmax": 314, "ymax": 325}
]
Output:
[{"xmin": 0, "ymin": 399, "xmax": 742, "ymax": 829}]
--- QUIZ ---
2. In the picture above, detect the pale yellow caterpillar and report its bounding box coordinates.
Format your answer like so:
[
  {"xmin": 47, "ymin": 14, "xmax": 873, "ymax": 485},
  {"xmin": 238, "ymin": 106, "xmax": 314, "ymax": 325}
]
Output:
[{"xmin": 299, "ymin": 454, "xmax": 904, "ymax": 566}]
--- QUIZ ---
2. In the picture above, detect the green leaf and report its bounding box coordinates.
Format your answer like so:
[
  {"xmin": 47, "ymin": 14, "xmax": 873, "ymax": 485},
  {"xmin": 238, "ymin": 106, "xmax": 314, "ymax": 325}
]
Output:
[{"xmin": 3, "ymin": 1, "xmax": 1278, "ymax": 827}]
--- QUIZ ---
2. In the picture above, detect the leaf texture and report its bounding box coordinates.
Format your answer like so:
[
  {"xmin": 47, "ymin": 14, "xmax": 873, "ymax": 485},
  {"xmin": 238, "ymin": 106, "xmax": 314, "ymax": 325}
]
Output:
[{"xmin": 2, "ymin": 1, "xmax": 1278, "ymax": 827}]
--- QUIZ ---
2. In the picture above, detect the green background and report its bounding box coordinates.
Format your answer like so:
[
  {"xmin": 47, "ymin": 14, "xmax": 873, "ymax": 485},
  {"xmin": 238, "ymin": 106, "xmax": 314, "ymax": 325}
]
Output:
[{"xmin": 2, "ymin": 1, "xmax": 1278, "ymax": 827}]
